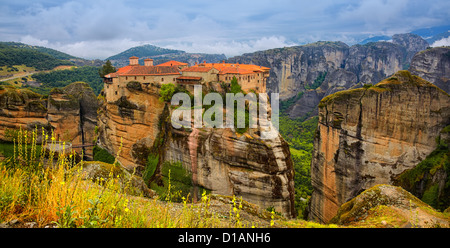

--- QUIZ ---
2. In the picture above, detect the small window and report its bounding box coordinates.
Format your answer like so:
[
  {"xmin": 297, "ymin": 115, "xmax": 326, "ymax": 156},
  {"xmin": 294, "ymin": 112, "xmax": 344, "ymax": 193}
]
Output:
[
  {"xmin": 144, "ymin": 76, "xmax": 146, "ymax": 80},
  {"xmin": 173, "ymin": 78, "xmax": 175, "ymax": 81},
  {"xmin": 134, "ymin": 76, "xmax": 137, "ymax": 80},
  {"xmin": 126, "ymin": 76, "xmax": 128, "ymax": 80},
  {"xmin": 115, "ymin": 91, "xmax": 118, "ymax": 95},
  {"xmin": 161, "ymin": 78, "xmax": 164, "ymax": 82}
]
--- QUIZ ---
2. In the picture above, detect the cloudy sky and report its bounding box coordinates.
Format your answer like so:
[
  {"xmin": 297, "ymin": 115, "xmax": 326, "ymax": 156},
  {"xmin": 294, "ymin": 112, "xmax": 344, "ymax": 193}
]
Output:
[{"xmin": 1, "ymin": 0, "xmax": 449, "ymax": 59}]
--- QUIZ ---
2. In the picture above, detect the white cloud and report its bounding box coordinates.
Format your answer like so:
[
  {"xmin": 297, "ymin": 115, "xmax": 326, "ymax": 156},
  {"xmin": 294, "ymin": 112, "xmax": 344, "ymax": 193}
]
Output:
[
  {"xmin": 431, "ymin": 37, "xmax": 450, "ymax": 47},
  {"xmin": 19, "ymin": 36, "xmax": 145, "ymax": 59},
  {"xmin": 1, "ymin": 0, "xmax": 449, "ymax": 59},
  {"xmin": 163, "ymin": 36, "xmax": 297, "ymax": 57}
]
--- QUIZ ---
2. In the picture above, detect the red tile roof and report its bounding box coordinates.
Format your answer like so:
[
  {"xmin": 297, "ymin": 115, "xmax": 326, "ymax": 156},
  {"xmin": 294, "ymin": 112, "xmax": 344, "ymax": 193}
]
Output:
[
  {"xmin": 187, "ymin": 63, "xmax": 270, "ymax": 75},
  {"xmin": 157, "ymin": 60, "xmax": 188, "ymax": 67},
  {"xmin": 123, "ymin": 66, "xmax": 180, "ymax": 76},
  {"xmin": 181, "ymin": 66, "xmax": 216, "ymax": 72},
  {"xmin": 105, "ymin": 65, "xmax": 180, "ymax": 77}
]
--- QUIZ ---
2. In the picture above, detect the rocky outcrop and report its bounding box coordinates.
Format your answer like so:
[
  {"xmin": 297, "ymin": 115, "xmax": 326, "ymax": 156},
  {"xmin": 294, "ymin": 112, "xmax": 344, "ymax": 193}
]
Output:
[
  {"xmin": 0, "ymin": 82, "xmax": 98, "ymax": 148},
  {"xmin": 308, "ymin": 71, "xmax": 450, "ymax": 223},
  {"xmin": 392, "ymin": 33, "xmax": 429, "ymax": 62},
  {"xmin": 0, "ymin": 86, "xmax": 49, "ymax": 141},
  {"xmin": 48, "ymin": 82, "xmax": 98, "ymax": 146},
  {"xmin": 229, "ymin": 35, "xmax": 429, "ymax": 119},
  {"xmin": 409, "ymin": 46, "xmax": 450, "ymax": 94},
  {"xmin": 330, "ymin": 184, "xmax": 449, "ymax": 228},
  {"xmin": 164, "ymin": 125, "xmax": 296, "ymax": 217},
  {"xmin": 96, "ymin": 85, "xmax": 166, "ymax": 169},
  {"xmin": 96, "ymin": 83, "xmax": 296, "ymax": 217}
]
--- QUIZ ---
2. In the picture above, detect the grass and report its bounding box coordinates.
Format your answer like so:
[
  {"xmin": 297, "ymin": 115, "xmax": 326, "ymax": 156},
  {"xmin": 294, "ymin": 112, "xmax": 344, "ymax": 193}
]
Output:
[{"xmin": 0, "ymin": 128, "xmax": 284, "ymax": 228}]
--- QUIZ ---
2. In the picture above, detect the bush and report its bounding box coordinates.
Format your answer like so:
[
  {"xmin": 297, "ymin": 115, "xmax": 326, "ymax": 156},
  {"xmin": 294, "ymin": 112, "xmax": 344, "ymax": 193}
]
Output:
[
  {"xmin": 93, "ymin": 145, "xmax": 115, "ymax": 164},
  {"xmin": 159, "ymin": 83, "xmax": 176, "ymax": 102},
  {"xmin": 126, "ymin": 81, "xmax": 142, "ymax": 91},
  {"xmin": 143, "ymin": 153, "xmax": 158, "ymax": 184}
]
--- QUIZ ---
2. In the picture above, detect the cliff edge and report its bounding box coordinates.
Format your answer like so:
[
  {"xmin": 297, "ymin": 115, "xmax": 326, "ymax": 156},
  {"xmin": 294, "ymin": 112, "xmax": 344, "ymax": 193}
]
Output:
[{"xmin": 308, "ymin": 71, "xmax": 450, "ymax": 223}]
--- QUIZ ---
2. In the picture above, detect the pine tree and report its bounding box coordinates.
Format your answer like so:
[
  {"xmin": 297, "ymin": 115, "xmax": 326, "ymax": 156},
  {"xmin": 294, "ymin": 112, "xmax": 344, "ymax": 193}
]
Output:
[{"xmin": 99, "ymin": 60, "xmax": 116, "ymax": 77}]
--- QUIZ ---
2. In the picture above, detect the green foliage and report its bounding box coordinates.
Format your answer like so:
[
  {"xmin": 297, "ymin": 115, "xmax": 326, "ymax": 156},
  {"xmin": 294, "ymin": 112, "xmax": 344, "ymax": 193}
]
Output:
[
  {"xmin": 230, "ymin": 76, "xmax": 242, "ymax": 94},
  {"xmin": 280, "ymin": 91, "xmax": 304, "ymax": 113},
  {"xmin": 30, "ymin": 66, "xmax": 103, "ymax": 95},
  {"xmin": 143, "ymin": 154, "xmax": 158, "ymax": 184},
  {"xmin": 396, "ymin": 134, "xmax": 450, "ymax": 211},
  {"xmin": 93, "ymin": 145, "xmax": 116, "ymax": 164},
  {"xmin": 159, "ymin": 83, "xmax": 176, "ymax": 102},
  {"xmin": 0, "ymin": 43, "xmax": 73, "ymax": 70},
  {"xmin": 279, "ymin": 115, "xmax": 318, "ymax": 218},
  {"xmin": 305, "ymin": 72, "xmax": 327, "ymax": 90},
  {"xmin": 99, "ymin": 60, "xmax": 116, "ymax": 78},
  {"xmin": 150, "ymin": 161, "xmax": 193, "ymax": 202}
]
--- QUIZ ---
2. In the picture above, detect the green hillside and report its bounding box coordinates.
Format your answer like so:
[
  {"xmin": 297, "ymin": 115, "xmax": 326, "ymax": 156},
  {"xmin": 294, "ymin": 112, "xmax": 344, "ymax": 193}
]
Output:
[
  {"xmin": 0, "ymin": 42, "xmax": 74, "ymax": 70},
  {"xmin": 107, "ymin": 44, "xmax": 183, "ymax": 61}
]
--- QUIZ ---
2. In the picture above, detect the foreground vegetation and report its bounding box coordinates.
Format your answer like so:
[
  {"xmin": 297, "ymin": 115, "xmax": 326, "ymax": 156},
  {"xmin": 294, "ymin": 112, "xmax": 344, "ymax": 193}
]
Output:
[{"xmin": 0, "ymin": 128, "xmax": 283, "ymax": 228}]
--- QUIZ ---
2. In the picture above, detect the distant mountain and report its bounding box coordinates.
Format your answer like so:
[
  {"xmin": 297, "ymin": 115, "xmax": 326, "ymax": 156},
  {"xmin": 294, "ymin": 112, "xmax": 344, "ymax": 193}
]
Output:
[
  {"xmin": 359, "ymin": 35, "xmax": 391, "ymax": 44},
  {"xmin": 107, "ymin": 44, "xmax": 227, "ymax": 67},
  {"xmin": 411, "ymin": 25, "xmax": 450, "ymax": 44},
  {"xmin": 411, "ymin": 25, "xmax": 450, "ymax": 39},
  {"xmin": 107, "ymin": 44, "xmax": 183, "ymax": 61}
]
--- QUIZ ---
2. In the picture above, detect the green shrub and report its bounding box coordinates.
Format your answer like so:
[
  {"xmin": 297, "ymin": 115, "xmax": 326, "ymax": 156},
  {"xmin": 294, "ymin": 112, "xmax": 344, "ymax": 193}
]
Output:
[
  {"xmin": 159, "ymin": 83, "xmax": 176, "ymax": 102},
  {"xmin": 93, "ymin": 145, "xmax": 115, "ymax": 164},
  {"xmin": 143, "ymin": 153, "xmax": 158, "ymax": 184}
]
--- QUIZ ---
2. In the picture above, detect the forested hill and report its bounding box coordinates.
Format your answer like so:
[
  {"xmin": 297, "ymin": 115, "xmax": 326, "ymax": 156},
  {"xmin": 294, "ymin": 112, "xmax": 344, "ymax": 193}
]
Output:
[{"xmin": 0, "ymin": 42, "xmax": 74, "ymax": 70}]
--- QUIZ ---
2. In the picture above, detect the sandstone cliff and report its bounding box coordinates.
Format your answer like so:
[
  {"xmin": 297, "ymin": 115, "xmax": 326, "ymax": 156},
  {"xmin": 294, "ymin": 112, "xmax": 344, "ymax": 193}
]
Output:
[
  {"xmin": 410, "ymin": 46, "xmax": 450, "ymax": 94},
  {"xmin": 308, "ymin": 71, "xmax": 450, "ymax": 223},
  {"xmin": 0, "ymin": 86, "xmax": 49, "ymax": 141},
  {"xmin": 96, "ymin": 83, "xmax": 296, "ymax": 217},
  {"xmin": 0, "ymin": 82, "xmax": 98, "ymax": 149}
]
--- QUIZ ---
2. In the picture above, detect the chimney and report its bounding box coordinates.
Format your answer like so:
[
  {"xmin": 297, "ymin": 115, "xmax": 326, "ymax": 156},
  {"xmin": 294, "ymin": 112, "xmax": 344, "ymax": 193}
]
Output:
[
  {"xmin": 144, "ymin": 58, "xmax": 153, "ymax": 66},
  {"xmin": 129, "ymin": 56, "xmax": 139, "ymax": 66}
]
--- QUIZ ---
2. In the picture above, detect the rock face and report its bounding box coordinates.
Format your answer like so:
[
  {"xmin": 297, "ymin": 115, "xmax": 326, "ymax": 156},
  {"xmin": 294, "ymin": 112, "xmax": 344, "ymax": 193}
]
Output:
[
  {"xmin": 48, "ymin": 82, "xmax": 98, "ymax": 146},
  {"xmin": 308, "ymin": 71, "xmax": 450, "ymax": 223},
  {"xmin": 410, "ymin": 46, "xmax": 450, "ymax": 94},
  {"xmin": 164, "ymin": 125, "xmax": 296, "ymax": 217},
  {"xmin": 97, "ymin": 85, "xmax": 166, "ymax": 169},
  {"xmin": 330, "ymin": 184, "xmax": 450, "ymax": 228},
  {"xmin": 0, "ymin": 87, "xmax": 49, "ymax": 141},
  {"xmin": 96, "ymin": 83, "xmax": 296, "ymax": 217},
  {"xmin": 0, "ymin": 82, "xmax": 98, "ymax": 148},
  {"xmin": 228, "ymin": 34, "xmax": 429, "ymax": 119}
]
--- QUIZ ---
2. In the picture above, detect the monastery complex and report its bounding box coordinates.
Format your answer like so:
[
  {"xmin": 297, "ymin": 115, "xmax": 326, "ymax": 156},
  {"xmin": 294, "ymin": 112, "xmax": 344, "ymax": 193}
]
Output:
[{"xmin": 103, "ymin": 56, "xmax": 270, "ymax": 100}]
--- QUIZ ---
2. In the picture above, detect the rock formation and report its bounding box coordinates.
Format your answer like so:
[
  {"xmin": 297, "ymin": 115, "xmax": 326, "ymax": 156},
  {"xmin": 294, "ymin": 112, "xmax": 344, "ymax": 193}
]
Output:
[
  {"xmin": 228, "ymin": 34, "xmax": 429, "ymax": 119},
  {"xmin": 0, "ymin": 82, "xmax": 98, "ymax": 148},
  {"xmin": 96, "ymin": 82, "xmax": 296, "ymax": 217},
  {"xmin": 0, "ymin": 86, "xmax": 49, "ymax": 141},
  {"xmin": 308, "ymin": 71, "xmax": 450, "ymax": 223},
  {"xmin": 330, "ymin": 184, "xmax": 449, "ymax": 228},
  {"xmin": 410, "ymin": 46, "xmax": 450, "ymax": 94}
]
